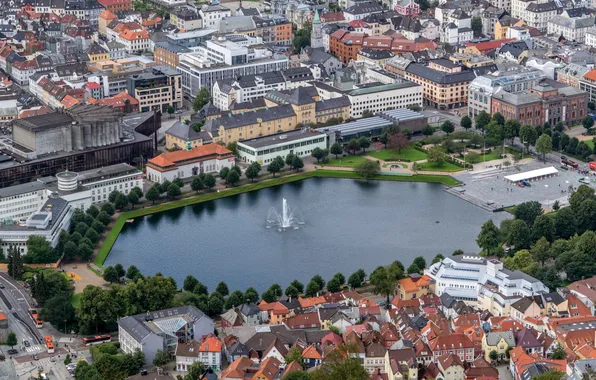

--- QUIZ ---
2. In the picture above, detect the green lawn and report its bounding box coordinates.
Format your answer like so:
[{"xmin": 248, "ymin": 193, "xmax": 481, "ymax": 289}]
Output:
[
  {"xmin": 71, "ymin": 293, "xmax": 81, "ymax": 309},
  {"xmin": 417, "ymin": 161, "xmax": 464, "ymax": 172},
  {"xmin": 314, "ymin": 170, "xmax": 461, "ymax": 186},
  {"xmin": 585, "ymin": 139, "xmax": 594, "ymax": 149},
  {"xmin": 368, "ymin": 147, "xmax": 428, "ymax": 162},
  {"xmin": 323, "ymin": 155, "xmax": 368, "ymax": 167}
]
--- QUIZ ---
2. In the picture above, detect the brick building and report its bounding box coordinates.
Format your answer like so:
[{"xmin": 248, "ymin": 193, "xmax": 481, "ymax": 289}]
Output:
[
  {"xmin": 98, "ymin": 0, "xmax": 132, "ymax": 12},
  {"xmin": 491, "ymin": 82, "xmax": 587, "ymax": 127}
]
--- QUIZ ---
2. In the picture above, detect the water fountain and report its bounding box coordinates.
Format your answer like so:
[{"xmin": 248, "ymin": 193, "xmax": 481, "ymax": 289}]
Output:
[{"xmin": 267, "ymin": 198, "xmax": 304, "ymax": 230}]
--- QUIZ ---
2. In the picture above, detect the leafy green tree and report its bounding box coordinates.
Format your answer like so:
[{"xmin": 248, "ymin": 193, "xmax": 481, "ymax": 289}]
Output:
[
  {"xmin": 290, "ymin": 280, "xmax": 304, "ymax": 293},
  {"xmin": 346, "ymin": 139, "xmax": 359, "ymax": 155},
  {"xmin": 475, "ymin": 111, "xmax": 491, "ymax": 133},
  {"xmin": 203, "ymin": 174, "xmax": 216, "ymax": 191},
  {"xmin": 167, "ymin": 183, "xmax": 182, "ymax": 199},
  {"xmin": 333, "ymin": 272, "xmax": 345, "ymax": 285},
  {"xmin": 191, "ymin": 176, "xmax": 204, "ymax": 193},
  {"xmin": 216, "ymin": 282, "xmax": 229, "ymax": 297},
  {"xmin": 108, "ymin": 190, "xmax": 120, "ymax": 203},
  {"xmin": 153, "ymin": 349, "xmax": 170, "ymax": 367},
  {"xmin": 422, "ymin": 124, "xmax": 435, "ymax": 137},
  {"xmin": 91, "ymin": 220, "xmax": 106, "ymax": 234},
  {"xmin": 63, "ymin": 241, "xmax": 79, "ymax": 261},
  {"xmin": 226, "ymin": 170, "xmax": 240, "ymax": 186},
  {"xmin": 441, "ymin": 120, "xmax": 455, "ymax": 135},
  {"xmin": 531, "ymin": 237, "xmax": 551, "ymax": 266},
  {"xmin": 244, "ymin": 287, "xmax": 259, "ymax": 303},
  {"xmin": 355, "ymin": 159, "xmax": 380, "ymax": 181},
  {"xmin": 515, "ymin": 201, "xmax": 543, "ymax": 227},
  {"xmin": 536, "ymin": 134, "xmax": 553, "ymax": 161},
  {"xmin": 75, "ymin": 222, "xmax": 89, "ymax": 236},
  {"xmin": 492, "ymin": 112, "xmax": 505, "ymax": 126},
  {"xmin": 145, "ymin": 184, "xmax": 160, "ymax": 204},
  {"xmin": 311, "ymin": 147, "xmax": 326, "ymax": 162},
  {"xmin": 327, "ymin": 277, "xmax": 341, "ymax": 292},
  {"xmin": 531, "ymin": 214, "xmax": 554, "ymax": 243},
  {"xmin": 86, "ymin": 205, "xmax": 100, "ymax": 219},
  {"xmin": 311, "ymin": 275, "xmax": 325, "ymax": 290},
  {"xmin": 219, "ymin": 167, "xmax": 230, "ymax": 181},
  {"xmin": 127, "ymin": 191, "xmax": 139, "ymax": 208},
  {"xmin": 357, "ymin": 136, "xmax": 371, "ymax": 152},
  {"xmin": 413, "ymin": 256, "xmax": 426, "ymax": 270},
  {"xmin": 26, "ymin": 235, "xmax": 58, "ymax": 264},
  {"xmin": 306, "ymin": 280, "xmax": 322, "ymax": 297},
  {"xmin": 369, "ymin": 266, "xmax": 396, "ymax": 302},
  {"xmin": 6, "ymin": 332, "xmax": 16, "ymax": 348},
  {"xmin": 184, "ymin": 275, "xmax": 199, "ymax": 292},
  {"xmin": 267, "ymin": 160, "xmax": 282, "ymax": 177},
  {"xmin": 555, "ymin": 207, "xmax": 577, "ymax": 239},
  {"xmin": 489, "ymin": 350, "xmax": 498, "ymax": 362},
  {"xmin": 504, "ymin": 119, "xmax": 521, "ymax": 144},
  {"xmin": 159, "ymin": 180, "xmax": 171, "ymax": 195},
  {"xmin": 102, "ymin": 203, "xmax": 116, "ymax": 216},
  {"xmin": 507, "ymin": 219, "xmax": 532, "ymax": 250},
  {"xmin": 471, "ymin": 16, "xmax": 482, "ymax": 37},
  {"xmin": 84, "ymin": 228, "xmax": 100, "ymax": 245},
  {"xmin": 103, "ymin": 266, "xmax": 120, "ymax": 284},
  {"xmin": 477, "ymin": 220, "xmax": 501, "ymax": 255},
  {"xmin": 126, "ymin": 265, "xmax": 141, "ymax": 280},
  {"xmin": 532, "ymin": 371, "xmax": 565, "ymax": 380},
  {"xmin": 460, "ymin": 116, "xmax": 472, "ymax": 131},
  {"xmin": 172, "ymin": 178, "xmax": 184, "ymax": 188},
  {"xmin": 291, "ymin": 156, "xmax": 304, "ymax": 171},
  {"xmin": 285, "ymin": 284, "xmax": 299, "ymax": 298},
  {"xmin": 427, "ymin": 146, "xmax": 446, "ymax": 167},
  {"xmin": 114, "ymin": 264, "xmax": 125, "ymax": 278},
  {"xmin": 519, "ymin": 124, "xmax": 538, "ymax": 152},
  {"xmin": 245, "ymin": 162, "xmax": 261, "ymax": 182},
  {"xmin": 407, "ymin": 263, "xmax": 420, "ymax": 274},
  {"xmin": 330, "ymin": 143, "xmax": 343, "ymax": 158},
  {"xmin": 285, "ymin": 347, "xmax": 305, "ymax": 368},
  {"xmin": 578, "ymin": 198, "xmax": 596, "ymax": 233},
  {"xmin": 432, "ymin": 254, "xmax": 445, "ymax": 264},
  {"xmin": 193, "ymin": 88, "xmax": 211, "ymax": 112},
  {"xmin": 503, "ymin": 250, "xmax": 538, "ymax": 275},
  {"xmin": 78, "ymin": 244, "xmax": 93, "ymax": 262},
  {"xmin": 570, "ymin": 184, "xmax": 595, "ymax": 211},
  {"xmin": 114, "ymin": 193, "xmax": 129, "ymax": 211},
  {"xmin": 262, "ymin": 289, "xmax": 276, "ymax": 303},
  {"xmin": 96, "ymin": 211, "xmax": 112, "ymax": 226},
  {"xmin": 583, "ymin": 116, "xmax": 595, "ymax": 131},
  {"xmin": 193, "ymin": 281, "xmax": 208, "ymax": 296},
  {"xmin": 40, "ymin": 294, "xmax": 75, "ymax": 329}
]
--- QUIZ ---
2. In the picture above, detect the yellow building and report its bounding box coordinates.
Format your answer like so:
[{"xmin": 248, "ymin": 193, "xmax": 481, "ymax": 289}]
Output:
[
  {"xmin": 495, "ymin": 16, "xmax": 525, "ymax": 40},
  {"xmin": 165, "ymin": 121, "xmax": 211, "ymax": 150},
  {"xmin": 395, "ymin": 275, "xmax": 434, "ymax": 300},
  {"xmin": 482, "ymin": 331, "xmax": 516, "ymax": 361},
  {"xmin": 87, "ymin": 43, "xmax": 109, "ymax": 63},
  {"xmin": 202, "ymin": 86, "xmax": 350, "ymax": 145}
]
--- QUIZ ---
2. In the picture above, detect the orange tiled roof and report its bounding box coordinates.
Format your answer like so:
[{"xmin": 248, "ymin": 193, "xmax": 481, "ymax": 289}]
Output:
[
  {"xmin": 298, "ymin": 296, "xmax": 326, "ymax": 308},
  {"xmin": 221, "ymin": 357, "xmax": 252, "ymax": 379},
  {"xmin": 253, "ymin": 357, "xmax": 281, "ymax": 380},
  {"xmin": 148, "ymin": 144, "xmax": 232, "ymax": 169},
  {"xmin": 119, "ymin": 29, "xmax": 149, "ymax": 41},
  {"xmin": 99, "ymin": 9, "xmax": 117, "ymax": 19},
  {"xmin": 199, "ymin": 335, "xmax": 222, "ymax": 352},
  {"xmin": 465, "ymin": 38, "xmax": 515, "ymax": 51},
  {"xmin": 584, "ymin": 70, "xmax": 596, "ymax": 81},
  {"xmin": 60, "ymin": 95, "xmax": 80, "ymax": 108},
  {"xmin": 302, "ymin": 344, "xmax": 322, "ymax": 359}
]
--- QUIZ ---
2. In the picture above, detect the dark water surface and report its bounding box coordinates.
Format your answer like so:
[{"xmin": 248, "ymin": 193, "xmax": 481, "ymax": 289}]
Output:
[{"xmin": 106, "ymin": 178, "xmax": 507, "ymax": 292}]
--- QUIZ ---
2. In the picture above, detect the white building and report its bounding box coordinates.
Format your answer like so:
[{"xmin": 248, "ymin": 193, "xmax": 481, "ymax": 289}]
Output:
[
  {"xmin": 547, "ymin": 15, "xmax": 595, "ymax": 43},
  {"xmin": 177, "ymin": 39, "xmax": 289, "ymax": 97},
  {"xmin": 146, "ymin": 143, "xmax": 235, "ymax": 184},
  {"xmin": 199, "ymin": 4, "xmax": 232, "ymax": 30},
  {"xmin": 441, "ymin": 24, "xmax": 474, "ymax": 45},
  {"xmin": 425, "ymin": 256, "xmax": 549, "ymax": 303},
  {"xmin": 237, "ymin": 129, "xmax": 327, "ymax": 165},
  {"xmin": 175, "ymin": 336, "xmax": 222, "ymax": 372},
  {"xmin": 343, "ymin": 1, "xmax": 385, "ymax": 22},
  {"xmin": 0, "ymin": 195, "xmax": 72, "ymax": 255},
  {"xmin": 212, "ymin": 72, "xmax": 286, "ymax": 111},
  {"xmin": 0, "ymin": 163, "xmax": 142, "ymax": 227},
  {"xmin": 118, "ymin": 306, "xmax": 214, "ymax": 365},
  {"xmin": 512, "ymin": 0, "xmax": 558, "ymax": 32}
]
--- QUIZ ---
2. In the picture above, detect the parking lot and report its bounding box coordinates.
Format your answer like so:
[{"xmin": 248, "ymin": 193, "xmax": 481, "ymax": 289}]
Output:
[{"xmin": 451, "ymin": 160, "xmax": 596, "ymax": 210}]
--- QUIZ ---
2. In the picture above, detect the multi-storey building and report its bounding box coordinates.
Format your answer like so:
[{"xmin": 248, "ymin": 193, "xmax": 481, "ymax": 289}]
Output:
[
  {"xmin": 199, "ymin": 4, "xmax": 232, "ymax": 29},
  {"xmin": 511, "ymin": 0, "xmax": 558, "ymax": 32},
  {"xmin": 63, "ymin": 0, "xmax": 104, "ymax": 26},
  {"xmin": 468, "ymin": 67, "xmax": 545, "ymax": 116},
  {"xmin": 557, "ymin": 63, "xmax": 591, "ymax": 88},
  {"xmin": 212, "ymin": 72, "xmax": 286, "ymax": 111},
  {"xmin": 404, "ymin": 60, "xmax": 478, "ymax": 110},
  {"xmin": 153, "ymin": 42, "xmax": 190, "ymax": 70},
  {"xmin": 170, "ymin": 7, "xmax": 203, "ymax": 31},
  {"xmin": 547, "ymin": 14, "xmax": 595, "ymax": 43},
  {"xmin": 126, "ymin": 66, "xmax": 182, "ymax": 113},
  {"xmin": 118, "ymin": 306, "xmax": 214, "ymax": 365},
  {"xmin": 425, "ymin": 256, "xmax": 549, "ymax": 303},
  {"xmin": 491, "ymin": 82, "xmax": 587, "ymax": 126},
  {"xmin": 177, "ymin": 39, "xmax": 289, "ymax": 97},
  {"xmin": 98, "ymin": 0, "xmax": 132, "ymax": 12}
]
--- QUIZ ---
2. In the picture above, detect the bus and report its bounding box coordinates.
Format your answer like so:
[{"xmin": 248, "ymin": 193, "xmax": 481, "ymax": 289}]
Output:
[
  {"xmin": 45, "ymin": 336, "xmax": 54, "ymax": 354},
  {"xmin": 28, "ymin": 308, "xmax": 43, "ymax": 328},
  {"xmin": 83, "ymin": 334, "xmax": 111, "ymax": 346}
]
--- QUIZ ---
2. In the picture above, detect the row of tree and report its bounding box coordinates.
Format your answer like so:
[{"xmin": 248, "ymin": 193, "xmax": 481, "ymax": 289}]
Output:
[{"xmin": 476, "ymin": 185, "xmax": 596, "ymax": 289}]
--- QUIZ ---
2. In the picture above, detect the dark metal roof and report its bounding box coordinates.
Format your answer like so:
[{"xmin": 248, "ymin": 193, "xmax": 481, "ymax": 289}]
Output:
[{"xmin": 405, "ymin": 63, "xmax": 477, "ymax": 84}]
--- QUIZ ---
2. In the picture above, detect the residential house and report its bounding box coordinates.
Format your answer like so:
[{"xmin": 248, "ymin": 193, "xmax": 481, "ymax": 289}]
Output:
[
  {"xmin": 396, "ymin": 274, "xmax": 434, "ymax": 300},
  {"xmin": 515, "ymin": 328, "xmax": 544, "ymax": 356},
  {"xmin": 509, "ymin": 346, "xmax": 565, "ymax": 380},
  {"xmin": 482, "ymin": 331, "xmax": 515, "ymax": 361},
  {"xmin": 259, "ymin": 301, "xmax": 291, "ymax": 325},
  {"xmin": 365, "ymin": 342, "xmax": 387, "ymax": 373},
  {"xmin": 302, "ymin": 345, "xmax": 322, "ymax": 368},
  {"xmin": 429, "ymin": 334, "xmax": 475, "ymax": 363},
  {"xmin": 437, "ymin": 353, "xmax": 465, "ymax": 380},
  {"xmin": 284, "ymin": 312, "xmax": 321, "ymax": 330},
  {"xmin": 567, "ymin": 276, "xmax": 596, "ymax": 315},
  {"xmin": 384, "ymin": 348, "xmax": 418, "ymax": 380}
]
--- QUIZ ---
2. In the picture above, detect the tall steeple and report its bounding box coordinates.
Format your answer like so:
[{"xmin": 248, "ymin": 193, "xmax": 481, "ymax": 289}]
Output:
[{"xmin": 311, "ymin": 9, "xmax": 324, "ymax": 49}]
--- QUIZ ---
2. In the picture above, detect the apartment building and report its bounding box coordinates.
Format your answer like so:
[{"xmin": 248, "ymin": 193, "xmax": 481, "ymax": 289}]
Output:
[
  {"xmin": 511, "ymin": 0, "xmax": 558, "ymax": 32},
  {"xmin": 154, "ymin": 42, "xmax": 190, "ymax": 70},
  {"xmin": 199, "ymin": 4, "xmax": 232, "ymax": 29},
  {"xmin": 126, "ymin": 66, "xmax": 182, "ymax": 113},
  {"xmin": 404, "ymin": 60, "xmax": 478, "ymax": 110},
  {"xmin": 87, "ymin": 57, "xmax": 154, "ymax": 97},
  {"xmin": 177, "ymin": 39, "xmax": 289, "ymax": 97},
  {"xmin": 63, "ymin": 0, "xmax": 104, "ymax": 26},
  {"xmin": 547, "ymin": 14, "xmax": 595, "ymax": 43},
  {"xmin": 170, "ymin": 7, "xmax": 203, "ymax": 31},
  {"xmin": 98, "ymin": 0, "xmax": 132, "ymax": 12}
]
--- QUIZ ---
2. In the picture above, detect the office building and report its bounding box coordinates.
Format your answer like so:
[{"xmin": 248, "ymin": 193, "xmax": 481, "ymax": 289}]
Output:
[
  {"xmin": 237, "ymin": 129, "xmax": 327, "ymax": 165},
  {"xmin": 126, "ymin": 66, "xmax": 182, "ymax": 113}
]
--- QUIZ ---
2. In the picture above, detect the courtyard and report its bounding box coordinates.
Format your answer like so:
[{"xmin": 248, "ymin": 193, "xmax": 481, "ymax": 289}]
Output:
[{"xmin": 450, "ymin": 160, "xmax": 596, "ymax": 210}]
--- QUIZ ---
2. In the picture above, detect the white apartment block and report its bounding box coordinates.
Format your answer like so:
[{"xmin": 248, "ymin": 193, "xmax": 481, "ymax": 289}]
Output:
[
  {"xmin": 212, "ymin": 72, "xmax": 286, "ymax": 110},
  {"xmin": 199, "ymin": 4, "xmax": 232, "ymax": 29},
  {"xmin": 425, "ymin": 256, "xmax": 549, "ymax": 303},
  {"xmin": 548, "ymin": 15, "xmax": 595, "ymax": 43},
  {"xmin": 347, "ymin": 82, "xmax": 423, "ymax": 118},
  {"xmin": 177, "ymin": 39, "xmax": 289, "ymax": 97},
  {"xmin": 511, "ymin": 0, "xmax": 557, "ymax": 32}
]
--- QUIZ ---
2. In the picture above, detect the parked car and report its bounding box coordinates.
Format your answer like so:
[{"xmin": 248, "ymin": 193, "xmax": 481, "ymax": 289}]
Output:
[
  {"xmin": 0, "ymin": 283, "xmax": 5, "ymax": 289},
  {"xmin": 8, "ymin": 349, "xmax": 18, "ymax": 355},
  {"xmin": 33, "ymin": 353, "xmax": 38, "ymax": 360},
  {"xmin": 23, "ymin": 340, "xmax": 30, "ymax": 347}
]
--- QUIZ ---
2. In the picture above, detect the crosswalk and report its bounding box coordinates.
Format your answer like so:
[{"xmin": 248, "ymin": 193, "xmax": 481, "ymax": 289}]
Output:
[{"xmin": 24, "ymin": 344, "xmax": 44, "ymax": 353}]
